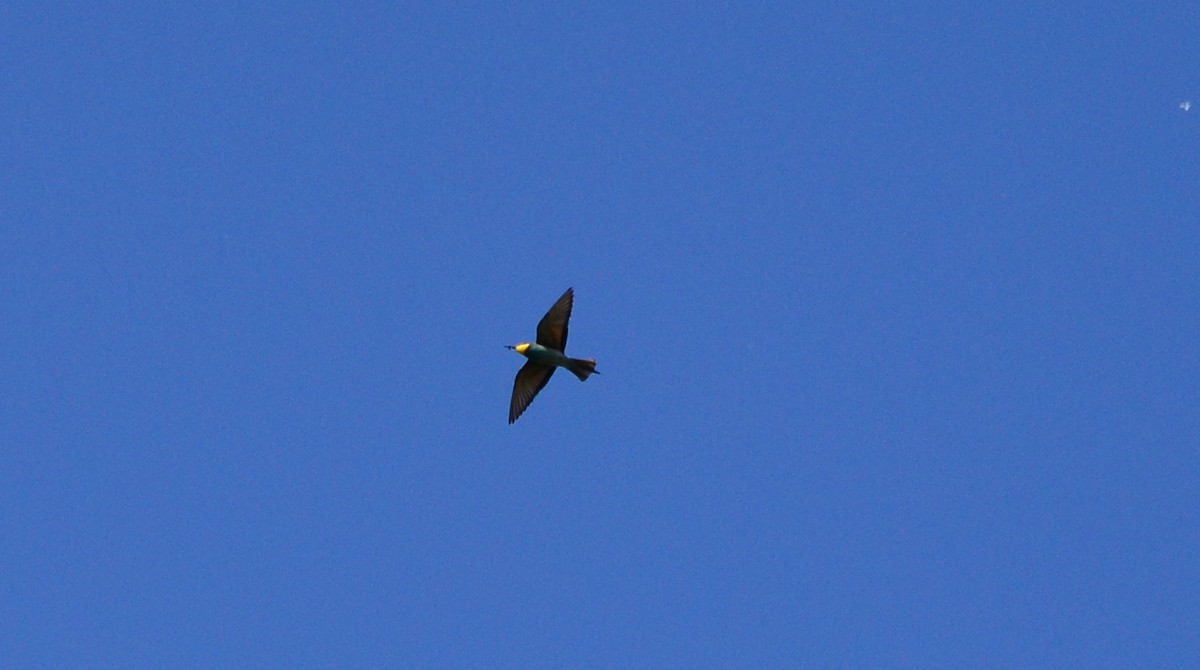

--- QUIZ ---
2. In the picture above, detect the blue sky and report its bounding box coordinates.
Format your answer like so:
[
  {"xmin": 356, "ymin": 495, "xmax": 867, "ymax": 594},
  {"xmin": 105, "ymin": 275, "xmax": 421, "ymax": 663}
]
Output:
[{"xmin": 3, "ymin": 3, "xmax": 1198, "ymax": 667}]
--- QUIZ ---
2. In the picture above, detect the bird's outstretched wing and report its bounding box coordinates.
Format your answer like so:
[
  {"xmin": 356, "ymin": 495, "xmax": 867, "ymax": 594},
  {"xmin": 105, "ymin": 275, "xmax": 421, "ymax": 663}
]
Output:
[
  {"xmin": 509, "ymin": 361, "xmax": 556, "ymax": 423},
  {"xmin": 536, "ymin": 288, "xmax": 573, "ymax": 351}
]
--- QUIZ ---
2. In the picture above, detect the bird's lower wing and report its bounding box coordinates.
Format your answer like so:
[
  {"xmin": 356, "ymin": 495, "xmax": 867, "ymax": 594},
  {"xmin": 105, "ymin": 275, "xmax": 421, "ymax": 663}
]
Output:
[{"xmin": 509, "ymin": 361, "xmax": 556, "ymax": 423}]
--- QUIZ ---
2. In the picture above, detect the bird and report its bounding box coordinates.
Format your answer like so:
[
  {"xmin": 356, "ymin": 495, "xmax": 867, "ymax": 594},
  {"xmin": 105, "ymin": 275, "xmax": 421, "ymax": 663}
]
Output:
[{"xmin": 506, "ymin": 287, "xmax": 598, "ymax": 423}]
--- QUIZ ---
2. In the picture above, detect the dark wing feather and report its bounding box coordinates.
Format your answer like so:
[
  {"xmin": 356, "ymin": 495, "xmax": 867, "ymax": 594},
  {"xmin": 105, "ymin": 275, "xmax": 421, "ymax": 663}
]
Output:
[
  {"xmin": 509, "ymin": 361, "xmax": 555, "ymax": 423},
  {"xmin": 535, "ymin": 288, "xmax": 573, "ymax": 352}
]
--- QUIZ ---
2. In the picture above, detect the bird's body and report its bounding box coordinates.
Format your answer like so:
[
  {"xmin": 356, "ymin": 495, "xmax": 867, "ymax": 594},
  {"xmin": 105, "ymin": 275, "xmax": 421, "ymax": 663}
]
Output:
[
  {"xmin": 506, "ymin": 288, "xmax": 598, "ymax": 423},
  {"xmin": 514, "ymin": 342, "xmax": 571, "ymax": 368}
]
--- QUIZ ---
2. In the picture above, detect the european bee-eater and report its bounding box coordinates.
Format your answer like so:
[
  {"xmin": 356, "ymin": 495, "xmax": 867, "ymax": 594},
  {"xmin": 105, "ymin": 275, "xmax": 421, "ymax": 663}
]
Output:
[{"xmin": 506, "ymin": 287, "xmax": 598, "ymax": 424}]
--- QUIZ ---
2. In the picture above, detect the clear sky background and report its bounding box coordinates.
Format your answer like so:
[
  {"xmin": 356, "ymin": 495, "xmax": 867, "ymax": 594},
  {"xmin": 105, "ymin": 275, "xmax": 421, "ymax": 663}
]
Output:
[{"xmin": 3, "ymin": 3, "xmax": 1198, "ymax": 667}]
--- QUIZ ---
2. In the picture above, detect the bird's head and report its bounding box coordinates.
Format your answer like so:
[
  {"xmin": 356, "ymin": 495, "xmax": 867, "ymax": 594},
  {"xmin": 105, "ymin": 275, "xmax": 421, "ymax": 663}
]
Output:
[{"xmin": 506, "ymin": 343, "xmax": 532, "ymax": 354}]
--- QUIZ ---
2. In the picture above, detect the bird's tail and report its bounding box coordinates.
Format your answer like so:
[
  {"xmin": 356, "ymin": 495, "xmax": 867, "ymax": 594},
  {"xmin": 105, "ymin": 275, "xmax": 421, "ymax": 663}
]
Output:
[{"xmin": 565, "ymin": 357, "xmax": 598, "ymax": 381}]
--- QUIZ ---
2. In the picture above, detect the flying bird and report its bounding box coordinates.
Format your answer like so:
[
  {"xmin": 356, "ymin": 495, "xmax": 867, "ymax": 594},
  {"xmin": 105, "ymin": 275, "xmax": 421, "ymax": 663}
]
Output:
[{"xmin": 506, "ymin": 287, "xmax": 598, "ymax": 423}]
